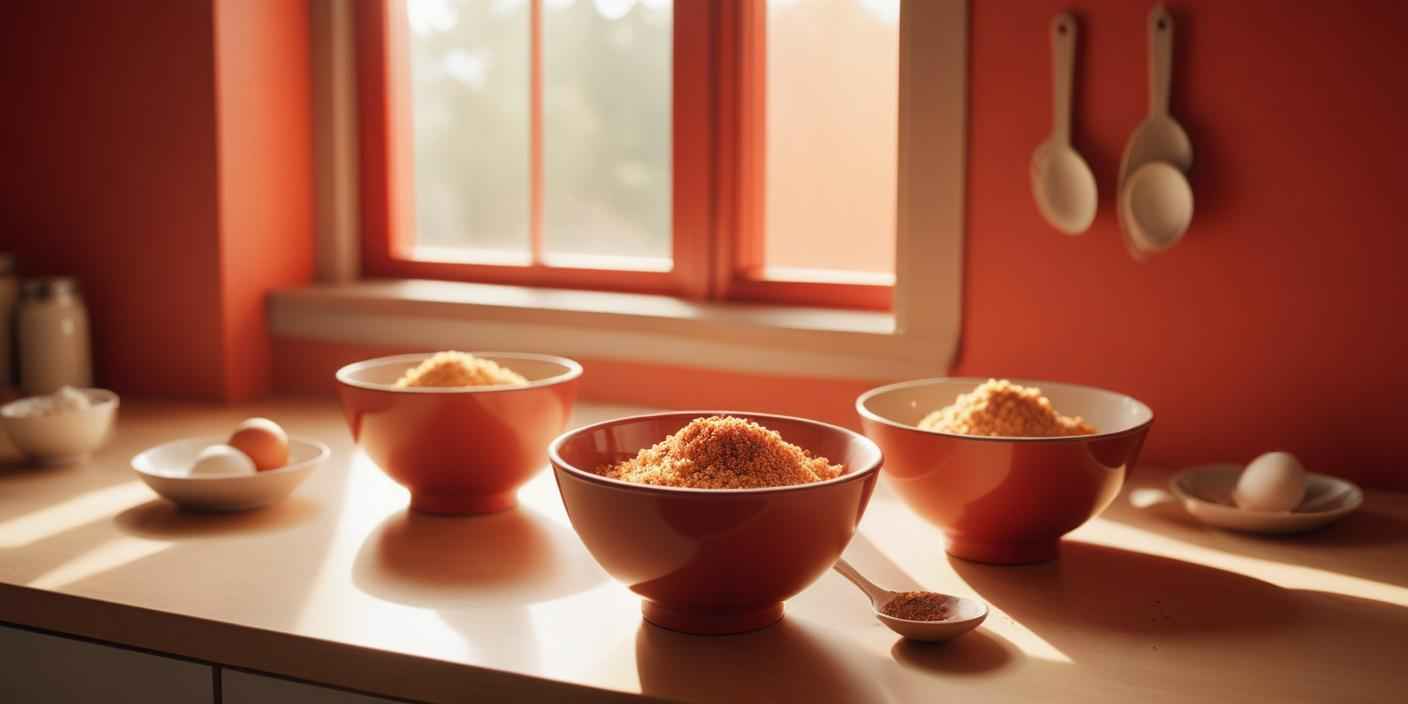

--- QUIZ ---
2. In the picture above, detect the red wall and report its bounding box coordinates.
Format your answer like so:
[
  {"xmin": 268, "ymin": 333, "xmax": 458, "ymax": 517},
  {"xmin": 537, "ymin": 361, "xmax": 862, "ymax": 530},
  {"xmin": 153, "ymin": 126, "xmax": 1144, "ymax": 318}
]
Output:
[
  {"xmin": 214, "ymin": 0, "xmax": 316, "ymax": 399},
  {"xmin": 0, "ymin": 1, "xmax": 314, "ymax": 399},
  {"xmin": 1, "ymin": 2, "xmax": 1403, "ymax": 485},
  {"xmin": 0, "ymin": 1, "xmax": 227, "ymax": 395},
  {"xmin": 956, "ymin": 1, "xmax": 1408, "ymax": 486}
]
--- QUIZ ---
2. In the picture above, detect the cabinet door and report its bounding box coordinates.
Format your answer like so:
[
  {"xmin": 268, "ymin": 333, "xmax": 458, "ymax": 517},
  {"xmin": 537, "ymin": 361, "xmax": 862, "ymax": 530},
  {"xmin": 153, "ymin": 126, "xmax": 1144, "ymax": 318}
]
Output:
[
  {"xmin": 222, "ymin": 669, "xmax": 407, "ymax": 704},
  {"xmin": 0, "ymin": 625, "xmax": 213, "ymax": 703}
]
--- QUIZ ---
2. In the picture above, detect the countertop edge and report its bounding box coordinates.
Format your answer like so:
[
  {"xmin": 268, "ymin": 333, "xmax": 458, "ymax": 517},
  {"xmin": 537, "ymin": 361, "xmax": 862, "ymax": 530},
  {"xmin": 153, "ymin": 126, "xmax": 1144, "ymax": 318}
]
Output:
[{"xmin": 0, "ymin": 583, "xmax": 651, "ymax": 704}]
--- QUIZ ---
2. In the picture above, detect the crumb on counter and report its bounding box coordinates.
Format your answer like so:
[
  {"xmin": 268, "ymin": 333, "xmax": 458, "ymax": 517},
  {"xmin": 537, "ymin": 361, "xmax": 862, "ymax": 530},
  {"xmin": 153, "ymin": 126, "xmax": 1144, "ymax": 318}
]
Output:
[
  {"xmin": 595, "ymin": 416, "xmax": 843, "ymax": 489},
  {"xmin": 919, "ymin": 379, "xmax": 1095, "ymax": 437},
  {"xmin": 393, "ymin": 351, "xmax": 528, "ymax": 388}
]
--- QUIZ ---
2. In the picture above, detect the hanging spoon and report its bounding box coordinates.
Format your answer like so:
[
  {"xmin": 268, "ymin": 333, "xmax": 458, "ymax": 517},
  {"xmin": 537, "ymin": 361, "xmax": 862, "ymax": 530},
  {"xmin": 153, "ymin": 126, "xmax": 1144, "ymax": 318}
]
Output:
[
  {"xmin": 1031, "ymin": 13, "xmax": 1097, "ymax": 235},
  {"xmin": 1117, "ymin": 4, "xmax": 1194, "ymax": 258},
  {"xmin": 832, "ymin": 558, "xmax": 988, "ymax": 643}
]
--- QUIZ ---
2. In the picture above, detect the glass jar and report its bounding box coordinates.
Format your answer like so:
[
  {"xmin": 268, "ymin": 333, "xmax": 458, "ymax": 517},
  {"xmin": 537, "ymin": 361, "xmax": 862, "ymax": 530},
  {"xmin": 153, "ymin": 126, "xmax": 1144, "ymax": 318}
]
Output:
[{"xmin": 18, "ymin": 277, "xmax": 92, "ymax": 395}]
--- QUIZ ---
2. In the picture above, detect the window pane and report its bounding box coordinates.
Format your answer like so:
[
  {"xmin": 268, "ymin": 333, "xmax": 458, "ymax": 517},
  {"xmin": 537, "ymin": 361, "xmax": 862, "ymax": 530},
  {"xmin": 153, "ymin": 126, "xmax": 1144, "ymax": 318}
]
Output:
[
  {"xmin": 406, "ymin": 0, "xmax": 531, "ymax": 258},
  {"xmin": 543, "ymin": 0, "xmax": 672, "ymax": 265},
  {"xmin": 765, "ymin": 0, "xmax": 898, "ymax": 276}
]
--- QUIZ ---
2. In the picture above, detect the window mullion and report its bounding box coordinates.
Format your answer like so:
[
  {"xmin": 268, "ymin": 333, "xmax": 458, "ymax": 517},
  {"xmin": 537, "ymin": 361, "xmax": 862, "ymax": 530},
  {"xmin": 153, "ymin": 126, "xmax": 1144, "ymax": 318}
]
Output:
[
  {"xmin": 529, "ymin": 0, "xmax": 545, "ymax": 267},
  {"xmin": 671, "ymin": 0, "xmax": 718, "ymax": 299}
]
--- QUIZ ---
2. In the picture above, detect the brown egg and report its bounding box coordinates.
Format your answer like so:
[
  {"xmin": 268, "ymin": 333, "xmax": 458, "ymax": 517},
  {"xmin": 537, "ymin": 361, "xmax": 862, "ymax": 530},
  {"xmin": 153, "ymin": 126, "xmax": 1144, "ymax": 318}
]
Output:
[{"xmin": 228, "ymin": 417, "xmax": 289, "ymax": 471}]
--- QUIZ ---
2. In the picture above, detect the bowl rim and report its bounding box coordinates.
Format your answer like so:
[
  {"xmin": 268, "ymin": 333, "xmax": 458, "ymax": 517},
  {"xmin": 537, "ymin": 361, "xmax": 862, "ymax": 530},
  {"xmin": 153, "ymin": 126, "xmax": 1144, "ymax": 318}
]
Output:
[
  {"xmin": 855, "ymin": 377, "xmax": 1154, "ymax": 443},
  {"xmin": 0, "ymin": 387, "xmax": 120, "ymax": 420},
  {"xmin": 334, "ymin": 351, "xmax": 583, "ymax": 393},
  {"xmin": 548, "ymin": 410, "xmax": 884, "ymax": 496},
  {"xmin": 131, "ymin": 436, "xmax": 331, "ymax": 481}
]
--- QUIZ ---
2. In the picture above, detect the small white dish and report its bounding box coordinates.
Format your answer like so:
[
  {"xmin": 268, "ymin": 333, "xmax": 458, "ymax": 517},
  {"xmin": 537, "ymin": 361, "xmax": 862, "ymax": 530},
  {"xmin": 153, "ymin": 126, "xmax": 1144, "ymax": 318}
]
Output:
[
  {"xmin": 1169, "ymin": 464, "xmax": 1363, "ymax": 534},
  {"xmin": 132, "ymin": 436, "xmax": 329, "ymax": 512},
  {"xmin": 0, "ymin": 388, "xmax": 119, "ymax": 466}
]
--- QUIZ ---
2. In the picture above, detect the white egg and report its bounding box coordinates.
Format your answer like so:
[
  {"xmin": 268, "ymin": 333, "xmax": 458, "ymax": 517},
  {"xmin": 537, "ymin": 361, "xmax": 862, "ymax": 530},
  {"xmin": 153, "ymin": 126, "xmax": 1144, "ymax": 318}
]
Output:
[
  {"xmin": 189, "ymin": 444, "xmax": 257, "ymax": 477},
  {"xmin": 1233, "ymin": 451, "xmax": 1307, "ymax": 512}
]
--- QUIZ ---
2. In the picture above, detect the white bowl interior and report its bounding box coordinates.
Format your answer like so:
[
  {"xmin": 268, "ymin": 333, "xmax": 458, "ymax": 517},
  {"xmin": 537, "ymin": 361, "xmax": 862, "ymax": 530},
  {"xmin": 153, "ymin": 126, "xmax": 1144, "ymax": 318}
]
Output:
[
  {"xmin": 338, "ymin": 352, "xmax": 577, "ymax": 389},
  {"xmin": 132, "ymin": 436, "xmax": 328, "ymax": 512},
  {"xmin": 860, "ymin": 378, "xmax": 1152, "ymax": 437},
  {"xmin": 134, "ymin": 437, "xmax": 326, "ymax": 479}
]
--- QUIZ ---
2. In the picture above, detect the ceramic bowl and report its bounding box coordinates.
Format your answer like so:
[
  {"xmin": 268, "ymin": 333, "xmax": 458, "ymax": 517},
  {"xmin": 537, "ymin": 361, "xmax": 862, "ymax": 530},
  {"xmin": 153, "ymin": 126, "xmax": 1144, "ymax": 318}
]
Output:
[
  {"xmin": 857, "ymin": 378, "xmax": 1153, "ymax": 565},
  {"xmin": 132, "ymin": 437, "xmax": 329, "ymax": 512},
  {"xmin": 549, "ymin": 411, "xmax": 883, "ymax": 635},
  {"xmin": 1169, "ymin": 464, "xmax": 1363, "ymax": 534},
  {"xmin": 336, "ymin": 352, "xmax": 582, "ymax": 515},
  {"xmin": 0, "ymin": 388, "xmax": 119, "ymax": 466}
]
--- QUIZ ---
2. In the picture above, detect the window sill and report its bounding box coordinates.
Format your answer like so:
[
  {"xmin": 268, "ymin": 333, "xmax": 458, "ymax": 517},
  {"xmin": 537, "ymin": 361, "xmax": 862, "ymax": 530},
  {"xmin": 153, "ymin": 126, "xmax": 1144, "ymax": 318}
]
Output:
[{"xmin": 269, "ymin": 279, "xmax": 956, "ymax": 380}]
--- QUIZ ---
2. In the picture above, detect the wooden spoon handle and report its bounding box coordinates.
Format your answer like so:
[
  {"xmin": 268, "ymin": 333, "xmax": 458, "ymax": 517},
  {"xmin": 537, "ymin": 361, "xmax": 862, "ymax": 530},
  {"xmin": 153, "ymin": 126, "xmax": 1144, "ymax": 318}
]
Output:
[
  {"xmin": 1050, "ymin": 13, "xmax": 1077, "ymax": 145},
  {"xmin": 1148, "ymin": 4, "xmax": 1174, "ymax": 116}
]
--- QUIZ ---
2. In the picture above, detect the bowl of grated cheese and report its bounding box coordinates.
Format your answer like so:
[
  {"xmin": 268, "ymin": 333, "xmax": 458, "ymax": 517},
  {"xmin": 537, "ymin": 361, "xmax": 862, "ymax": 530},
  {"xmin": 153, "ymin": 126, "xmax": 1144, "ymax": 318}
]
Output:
[
  {"xmin": 857, "ymin": 378, "xmax": 1152, "ymax": 565},
  {"xmin": 549, "ymin": 412, "xmax": 883, "ymax": 635},
  {"xmin": 336, "ymin": 351, "xmax": 581, "ymax": 515}
]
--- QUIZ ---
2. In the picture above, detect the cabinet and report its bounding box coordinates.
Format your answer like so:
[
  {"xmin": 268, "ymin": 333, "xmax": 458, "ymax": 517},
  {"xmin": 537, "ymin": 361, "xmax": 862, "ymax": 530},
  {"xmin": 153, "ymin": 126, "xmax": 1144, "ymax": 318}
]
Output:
[
  {"xmin": 223, "ymin": 668, "xmax": 406, "ymax": 704},
  {"xmin": 0, "ymin": 624, "xmax": 213, "ymax": 704}
]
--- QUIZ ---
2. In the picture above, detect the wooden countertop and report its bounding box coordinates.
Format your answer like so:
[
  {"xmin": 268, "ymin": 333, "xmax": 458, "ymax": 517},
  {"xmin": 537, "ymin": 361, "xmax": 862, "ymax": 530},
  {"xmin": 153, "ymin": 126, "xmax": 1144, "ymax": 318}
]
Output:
[{"xmin": 1, "ymin": 399, "xmax": 1405, "ymax": 702}]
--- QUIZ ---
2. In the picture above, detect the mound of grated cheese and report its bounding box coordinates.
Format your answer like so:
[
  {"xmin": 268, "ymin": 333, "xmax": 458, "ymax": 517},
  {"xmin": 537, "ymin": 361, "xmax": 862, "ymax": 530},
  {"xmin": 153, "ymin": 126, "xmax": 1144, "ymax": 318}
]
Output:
[
  {"xmin": 393, "ymin": 351, "xmax": 528, "ymax": 388},
  {"xmin": 918, "ymin": 379, "xmax": 1095, "ymax": 437},
  {"xmin": 596, "ymin": 416, "xmax": 843, "ymax": 489}
]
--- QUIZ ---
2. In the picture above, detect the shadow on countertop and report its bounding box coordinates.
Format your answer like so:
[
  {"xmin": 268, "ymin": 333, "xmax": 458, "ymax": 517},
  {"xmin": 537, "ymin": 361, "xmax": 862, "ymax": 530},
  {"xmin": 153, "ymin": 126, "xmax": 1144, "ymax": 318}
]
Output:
[
  {"xmin": 951, "ymin": 540, "xmax": 1294, "ymax": 637},
  {"xmin": 1109, "ymin": 475, "xmax": 1408, "ymax": 587},
  {"xmin": 948, "ymin": 538, "xmax": 1408, "ymax": 701},
  {"xmin": 352, "ymin": 506, "xmax": 605, "ymax": 609},
  {"xmin": 114, "ymin": 495, "xmax": 321, "ymax": 539},
  {"xmin": 890, "ymin": 628, "xmax": 1016, "ymax": 676}
]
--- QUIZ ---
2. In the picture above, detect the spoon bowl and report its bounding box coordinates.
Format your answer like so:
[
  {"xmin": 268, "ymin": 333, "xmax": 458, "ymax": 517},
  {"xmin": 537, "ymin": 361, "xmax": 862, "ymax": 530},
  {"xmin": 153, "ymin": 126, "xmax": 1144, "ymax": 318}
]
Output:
[
  {"xmin": 1121, "ymin": 161, "xmax": 1194, "ymax": 253},
  {"xmin": 1032, "ymin": 144, "xmax": 1098, "ymax": 235},
  {"xmin": 833, "ymin": 558, "xmax": 987, "ymax": 643},
  {"xmin": 877, "ymin": 593, "xmax": 990, "ymax": 642}
]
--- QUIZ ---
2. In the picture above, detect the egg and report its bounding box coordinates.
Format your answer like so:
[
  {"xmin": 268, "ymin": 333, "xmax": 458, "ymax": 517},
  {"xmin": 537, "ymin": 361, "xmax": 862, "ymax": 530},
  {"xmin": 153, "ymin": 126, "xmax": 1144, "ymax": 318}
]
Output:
[
  {"xmin": 228, "ymin": 417, "xmax": 289, "ymax": 471},
  {"xmin": 1233, "ymin": 451, "xmax": 1307, "ymax": 512},
  {"xmin": 190, "ymin": 444, "xmax": 257, "ymax": 477}
]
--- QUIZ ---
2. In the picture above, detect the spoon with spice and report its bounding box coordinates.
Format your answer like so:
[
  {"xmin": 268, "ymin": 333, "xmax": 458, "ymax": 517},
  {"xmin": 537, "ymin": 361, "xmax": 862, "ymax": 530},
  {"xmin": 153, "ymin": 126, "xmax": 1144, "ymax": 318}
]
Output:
[{"xmin": 832, "ymin": 559, "xmax": 988, "ymax": 642}]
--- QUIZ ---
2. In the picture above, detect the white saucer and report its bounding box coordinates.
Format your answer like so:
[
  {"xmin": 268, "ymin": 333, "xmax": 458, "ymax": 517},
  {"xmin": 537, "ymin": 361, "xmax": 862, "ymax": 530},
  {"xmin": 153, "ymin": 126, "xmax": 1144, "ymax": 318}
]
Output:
[
  {"xmin": 1169, "ymin": 464, "xmax": 1363, "ymax": 534},
  {"xmin": 132, "ymin": 437, "xmax": 329, "ymax": 512}
]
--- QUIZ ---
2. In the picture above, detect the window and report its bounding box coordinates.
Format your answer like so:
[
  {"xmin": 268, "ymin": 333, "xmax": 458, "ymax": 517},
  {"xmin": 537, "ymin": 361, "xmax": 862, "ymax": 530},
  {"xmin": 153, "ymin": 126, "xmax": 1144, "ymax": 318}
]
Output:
[
  {"xmin": 292, "ymin": 0, "xmax": 961, "ymax": 380},
  {"xmin": 357, "ymin": 0, "xmax": 900, "ymax": 310}
]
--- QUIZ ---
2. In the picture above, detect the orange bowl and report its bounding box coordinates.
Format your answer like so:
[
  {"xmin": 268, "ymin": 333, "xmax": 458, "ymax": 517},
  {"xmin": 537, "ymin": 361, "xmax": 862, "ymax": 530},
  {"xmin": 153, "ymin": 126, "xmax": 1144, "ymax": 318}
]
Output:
[
  {"xmin": 857, "ymin": 378, "xmax": 1153, "ymax": 565},
  {"xmin": 336, "ymin": 352, "xmax": 581, "ymax": 515},
  {"xmin": 549, "ymin": 412, "xmax": 882, "ymax": 635}
]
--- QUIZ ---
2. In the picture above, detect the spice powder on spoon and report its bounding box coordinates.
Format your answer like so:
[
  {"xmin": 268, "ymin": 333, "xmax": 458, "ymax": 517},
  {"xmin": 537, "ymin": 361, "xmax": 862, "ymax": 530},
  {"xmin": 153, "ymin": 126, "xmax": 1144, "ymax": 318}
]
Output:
[{"xmin": 881, "ymin": 592, "xmax": 953, "ymax": 622}]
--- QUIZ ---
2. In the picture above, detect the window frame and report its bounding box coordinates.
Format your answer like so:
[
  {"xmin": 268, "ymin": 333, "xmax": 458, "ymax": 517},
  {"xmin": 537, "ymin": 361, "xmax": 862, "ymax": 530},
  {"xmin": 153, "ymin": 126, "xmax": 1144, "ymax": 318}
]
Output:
[
  {"xmin": 356, "ymin": 0, "xmax": 893, "ymax": 309},
  {"xmin": 296, "ymin": 0, "xmax": 966, "ymax": 381}
]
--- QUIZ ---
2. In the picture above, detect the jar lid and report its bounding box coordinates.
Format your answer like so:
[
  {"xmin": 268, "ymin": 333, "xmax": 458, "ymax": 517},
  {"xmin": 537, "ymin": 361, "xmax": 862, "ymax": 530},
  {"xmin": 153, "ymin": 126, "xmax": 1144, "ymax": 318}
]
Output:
[{"xmin": 20, "ymin": 277, "xmax": 80, "ymax": 300}]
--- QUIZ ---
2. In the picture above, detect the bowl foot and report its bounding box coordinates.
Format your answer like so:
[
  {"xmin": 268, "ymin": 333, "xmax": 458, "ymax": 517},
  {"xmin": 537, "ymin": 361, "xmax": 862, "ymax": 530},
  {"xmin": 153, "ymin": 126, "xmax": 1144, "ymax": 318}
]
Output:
[
  {"xmin": 410, "ymin": 491, "xmax": 517, "ymax": 516},
  {"xmin": 945, "ymin": 536, "xmax": 1060, "ymax": 565},
  {"xmin": 641, "ymin": 601, "xmax": 784, "ymax": 636}
]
